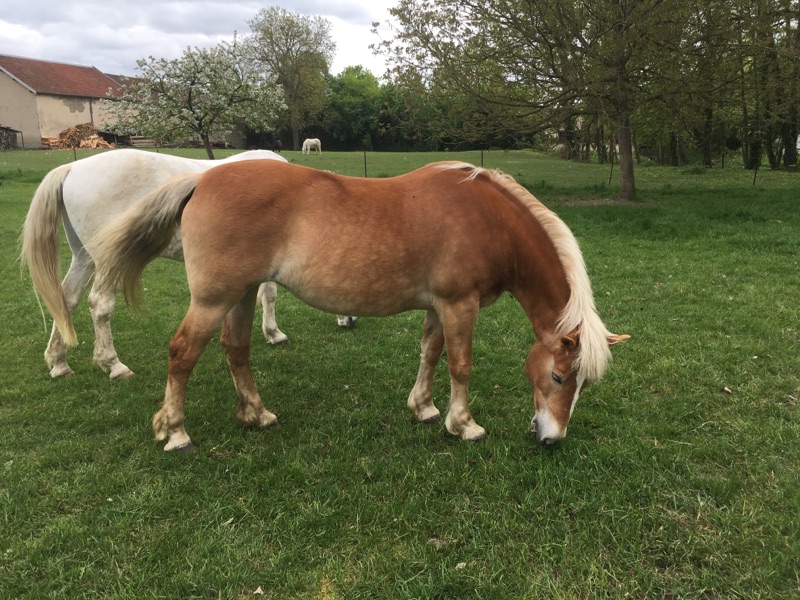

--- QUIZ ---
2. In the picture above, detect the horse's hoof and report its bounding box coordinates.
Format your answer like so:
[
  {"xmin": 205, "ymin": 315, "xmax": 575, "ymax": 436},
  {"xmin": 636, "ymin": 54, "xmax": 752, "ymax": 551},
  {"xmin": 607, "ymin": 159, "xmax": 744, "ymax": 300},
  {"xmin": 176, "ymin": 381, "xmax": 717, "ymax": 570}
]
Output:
[
  {"xmin": 460, "ymin": 424, "xmax": 487, "ymax": 442},
  {"xmin": 49, "ymin": 366, "xmax": 75, "ymax": 378},
  {"xmin": 110, "ymin": 368, "xmax": 135, "ymax": 380},
  {"xmin": 173, "ymin": 443, "xmax": 197, "ymax": 455},
  {"xmin": 267, "ymin": 334, "xmax": 290, "ymax": 345},
  {"xmin": 422, "ymin": 414, "xmax": 442, "ymax": 424}
]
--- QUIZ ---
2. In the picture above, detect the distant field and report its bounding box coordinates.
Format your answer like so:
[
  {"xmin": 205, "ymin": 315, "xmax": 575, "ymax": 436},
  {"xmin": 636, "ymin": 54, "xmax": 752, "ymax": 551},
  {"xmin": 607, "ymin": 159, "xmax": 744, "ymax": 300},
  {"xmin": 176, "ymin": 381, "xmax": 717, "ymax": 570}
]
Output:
[{"xmin": 1, "ymin": 148, "xmax": 798, "ymax": 598}]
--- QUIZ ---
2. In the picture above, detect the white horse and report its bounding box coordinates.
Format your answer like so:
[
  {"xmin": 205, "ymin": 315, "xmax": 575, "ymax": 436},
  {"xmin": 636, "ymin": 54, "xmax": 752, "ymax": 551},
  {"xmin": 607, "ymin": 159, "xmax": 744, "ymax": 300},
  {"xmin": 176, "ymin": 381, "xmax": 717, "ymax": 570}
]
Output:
[
  {"xmin": 21, "ymin": 149, "xmax": 349, "ymax": 380},
  {"xmin": 302, "ymin": 138, "xmax": 321, "ymax": 154}
]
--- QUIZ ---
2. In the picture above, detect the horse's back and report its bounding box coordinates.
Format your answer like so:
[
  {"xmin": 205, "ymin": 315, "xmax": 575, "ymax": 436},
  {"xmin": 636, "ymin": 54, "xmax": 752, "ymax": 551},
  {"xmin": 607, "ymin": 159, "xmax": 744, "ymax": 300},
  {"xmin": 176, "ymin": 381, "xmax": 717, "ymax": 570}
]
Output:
[
  {"xmin": 61, "ymin": 149, "xmax": 284, "ymax": 240},
  {"xmin": 62, "ymin": 151, "xmax": 203, "ymax": 228},
  {"xmin": 180, "ymin": 161, "xmax": 519, "ymax": 316}
]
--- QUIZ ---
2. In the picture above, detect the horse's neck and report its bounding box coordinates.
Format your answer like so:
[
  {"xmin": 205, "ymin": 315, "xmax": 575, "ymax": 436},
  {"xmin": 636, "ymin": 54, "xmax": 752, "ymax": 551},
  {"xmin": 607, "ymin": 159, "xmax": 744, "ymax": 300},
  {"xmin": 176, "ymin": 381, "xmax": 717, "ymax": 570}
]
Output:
[{"xmin": 511, "ymin": 242, "xmax": 571, "ymax": 336}]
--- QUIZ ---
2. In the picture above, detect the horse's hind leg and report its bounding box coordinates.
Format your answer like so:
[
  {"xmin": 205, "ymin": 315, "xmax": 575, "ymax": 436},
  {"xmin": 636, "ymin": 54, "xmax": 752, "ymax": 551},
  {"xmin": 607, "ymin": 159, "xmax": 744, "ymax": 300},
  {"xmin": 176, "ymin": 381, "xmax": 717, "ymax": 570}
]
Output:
[
  {"xmin": 223, "ymin": 287, "xmax": 278, "ymax": 429},
  {"xmin": 153, "ymin": 302, "xmax": 229, "ymax": 451},
  {"xmin": 258, "ymin": 282, "xmax": 289, "ymax": 344},
  {"xmin": 88, "ymin": 276, "xmax": 134, "ymax": 379},
  {"xmin": 407, "ymin": 309, "xmax": 444, "ymax": 424},
  {"xmin": 44, "ymin": 251, "xmax": 92, "ymax": 378}
]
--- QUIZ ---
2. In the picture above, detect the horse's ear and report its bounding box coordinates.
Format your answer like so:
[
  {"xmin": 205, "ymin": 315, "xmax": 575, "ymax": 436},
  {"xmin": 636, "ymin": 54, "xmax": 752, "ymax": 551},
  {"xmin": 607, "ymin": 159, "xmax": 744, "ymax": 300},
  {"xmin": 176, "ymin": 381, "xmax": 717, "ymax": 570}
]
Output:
[{"xmin": 606, "ymin": 334, "xmax": 630, "ymax": 346}]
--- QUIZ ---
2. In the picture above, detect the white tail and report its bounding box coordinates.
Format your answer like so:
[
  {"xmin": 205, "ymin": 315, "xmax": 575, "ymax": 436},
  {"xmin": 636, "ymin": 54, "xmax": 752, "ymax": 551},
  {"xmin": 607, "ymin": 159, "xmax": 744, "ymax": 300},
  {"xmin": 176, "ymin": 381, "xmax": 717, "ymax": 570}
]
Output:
[{"xmin": 20, "ymin": 164, "xmax": 77, "ymax": 346}]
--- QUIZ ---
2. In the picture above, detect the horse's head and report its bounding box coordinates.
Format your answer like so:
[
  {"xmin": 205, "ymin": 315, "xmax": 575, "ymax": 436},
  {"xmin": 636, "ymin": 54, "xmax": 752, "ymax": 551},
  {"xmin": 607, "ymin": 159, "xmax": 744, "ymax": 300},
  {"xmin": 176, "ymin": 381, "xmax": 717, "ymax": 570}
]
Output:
[{"xmin": 526, "ymin": 330, "xmax": 628, "ymax": 445}]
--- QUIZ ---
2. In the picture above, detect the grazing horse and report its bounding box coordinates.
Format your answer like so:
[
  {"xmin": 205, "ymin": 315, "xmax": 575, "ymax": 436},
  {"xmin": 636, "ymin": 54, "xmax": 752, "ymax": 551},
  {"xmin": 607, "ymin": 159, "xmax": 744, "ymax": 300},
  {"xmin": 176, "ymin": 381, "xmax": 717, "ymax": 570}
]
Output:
[
  {"xmin": 302, "ymin": 138, "xmax": 321, "ymax": 154},
  {"xmin": 21, "ymin": 149, "xmax": 298, "ymax": 379},
  {"xmin": 89, "ymin": 160, "xmax": 628, "ymax": 451}
]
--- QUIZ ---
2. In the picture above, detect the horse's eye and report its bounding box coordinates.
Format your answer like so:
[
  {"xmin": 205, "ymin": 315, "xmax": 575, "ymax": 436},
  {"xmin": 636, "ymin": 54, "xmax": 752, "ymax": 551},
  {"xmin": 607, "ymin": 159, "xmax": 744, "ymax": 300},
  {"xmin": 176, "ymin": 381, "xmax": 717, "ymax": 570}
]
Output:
[{"xmin": 552, "ymin": 373, "xmax": 564, "ymax": 385}]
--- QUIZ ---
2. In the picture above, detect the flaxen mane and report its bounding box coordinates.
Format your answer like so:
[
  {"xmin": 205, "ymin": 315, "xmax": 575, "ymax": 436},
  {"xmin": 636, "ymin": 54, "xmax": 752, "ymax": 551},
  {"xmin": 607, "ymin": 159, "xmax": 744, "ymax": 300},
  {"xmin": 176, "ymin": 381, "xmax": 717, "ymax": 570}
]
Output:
[{"xmin": 437, "ymin": 163, "xmax": 612, "ymax": 383}]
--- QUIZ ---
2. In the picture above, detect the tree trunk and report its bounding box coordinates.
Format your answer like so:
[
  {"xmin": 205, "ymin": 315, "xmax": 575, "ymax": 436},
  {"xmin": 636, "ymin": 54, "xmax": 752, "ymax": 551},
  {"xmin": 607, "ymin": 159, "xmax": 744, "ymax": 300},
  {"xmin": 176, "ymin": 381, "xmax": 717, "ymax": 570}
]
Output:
[
  {"xmin": 617, "ymin": 112, "xmax": 636, "ymax": 201},
  {"xmin": 781, "ymin": 119, "xmax": 798, "ymax": 169},
  {"xmin": 596, "ymin": 125, "xmax": 607, "ymax": 164},
  {"xmin": 669, "ymin": 133, "xmax": 679, "ymax": 166},
  {"xmin": 291, "ymin": 125, "xmax": 301, "ymax": 151},
  {"xmin": 202, "ymin": 134, "xmax": 215, "ymax": 159},
  {"xmin": 766, "ymin": 124, "xmax": 780, "ymax": 169},
  {"xmin": 701, "ymin": 108, "xmax": 713, "ymax": 168}
]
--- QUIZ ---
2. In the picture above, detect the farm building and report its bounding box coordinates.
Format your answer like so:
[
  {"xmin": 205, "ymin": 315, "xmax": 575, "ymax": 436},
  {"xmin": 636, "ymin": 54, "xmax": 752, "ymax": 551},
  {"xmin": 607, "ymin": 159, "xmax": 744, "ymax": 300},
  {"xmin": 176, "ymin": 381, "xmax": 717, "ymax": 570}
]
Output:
[{"xmin": 0, "ymin": 53, "xmax": 123, "ymax": 149}]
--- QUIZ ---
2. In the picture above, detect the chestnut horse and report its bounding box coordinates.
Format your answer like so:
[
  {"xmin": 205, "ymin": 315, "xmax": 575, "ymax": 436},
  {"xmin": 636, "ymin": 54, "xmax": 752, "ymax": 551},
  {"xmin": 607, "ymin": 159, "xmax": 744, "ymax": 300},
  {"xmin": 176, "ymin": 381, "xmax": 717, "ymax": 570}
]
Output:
[{"xmin": 89, "ymin": 160, "xmax": 628, "ymax": 451}]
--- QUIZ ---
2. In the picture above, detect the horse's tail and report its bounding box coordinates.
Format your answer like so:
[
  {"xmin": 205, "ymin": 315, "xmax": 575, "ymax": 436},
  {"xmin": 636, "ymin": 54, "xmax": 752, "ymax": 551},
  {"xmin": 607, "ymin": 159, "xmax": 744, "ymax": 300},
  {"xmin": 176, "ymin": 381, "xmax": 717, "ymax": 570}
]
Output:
[
  {"xmin": 89, "ymin": 173, "xmax": 200, "ymax": 307},
  {"xmin": 20, "ymin": 164, "xmax": 77, "ymax": 346}
]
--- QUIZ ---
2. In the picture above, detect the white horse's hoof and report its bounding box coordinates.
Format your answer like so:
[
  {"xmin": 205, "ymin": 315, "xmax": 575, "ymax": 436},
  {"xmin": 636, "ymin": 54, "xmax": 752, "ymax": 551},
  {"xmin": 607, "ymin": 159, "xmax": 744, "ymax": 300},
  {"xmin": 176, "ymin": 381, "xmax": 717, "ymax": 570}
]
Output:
[
  {"xmin": 266, "ymin": 332, "xmax": 290, "ymax": 345},
  {"xmin": 49, "ymin": 365, "xmax": 75, "ymax": 378},
  {"xmin": 337, "ymin": 315, "xmax": 357, "ymax": 328},
  {"xmin": 110, "ymin": 367, "xmax": 135, "ymax": 379}
]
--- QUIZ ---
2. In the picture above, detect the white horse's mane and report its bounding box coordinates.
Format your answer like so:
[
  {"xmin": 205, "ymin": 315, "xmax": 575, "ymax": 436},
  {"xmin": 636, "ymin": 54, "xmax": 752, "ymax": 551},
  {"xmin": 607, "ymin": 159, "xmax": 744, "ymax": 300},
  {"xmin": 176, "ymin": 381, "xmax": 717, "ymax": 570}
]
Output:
[{"xmin": 437, "ymin": 162, "xmax": 612, "ymax": 382}]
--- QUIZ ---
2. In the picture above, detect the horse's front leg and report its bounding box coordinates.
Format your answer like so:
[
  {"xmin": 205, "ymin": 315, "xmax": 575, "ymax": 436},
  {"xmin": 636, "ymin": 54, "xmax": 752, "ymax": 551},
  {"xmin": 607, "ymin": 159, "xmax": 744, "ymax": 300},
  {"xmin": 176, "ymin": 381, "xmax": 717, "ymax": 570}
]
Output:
[
  {"xmin": 153, "ymin": 303, "xmax": 227, "ymax": 451},
  {"xmin": 258, "ymin": 282, "xmax": 289, "ymax": 344},
  {"xmin": 437, "ymin": 297, "xmax": 486, "ymax": 441},
  {"xmin": 88, "ymin": 277, "xmax": 134, "ymax": 379},
  {"xmin": 222, "ymin": 287, "xmax": 278, "ymax": 430},
  {"xmin": 407, "ymin": 309, "xmax": 444, "ymax": 423}
]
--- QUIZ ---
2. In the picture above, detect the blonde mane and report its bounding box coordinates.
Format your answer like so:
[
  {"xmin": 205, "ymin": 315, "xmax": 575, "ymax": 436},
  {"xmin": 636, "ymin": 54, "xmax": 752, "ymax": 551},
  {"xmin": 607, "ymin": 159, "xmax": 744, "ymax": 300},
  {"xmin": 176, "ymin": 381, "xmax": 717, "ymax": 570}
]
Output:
[{"xmin": 437, "ymin": 162, "xmax": 612, "ymax": 382}]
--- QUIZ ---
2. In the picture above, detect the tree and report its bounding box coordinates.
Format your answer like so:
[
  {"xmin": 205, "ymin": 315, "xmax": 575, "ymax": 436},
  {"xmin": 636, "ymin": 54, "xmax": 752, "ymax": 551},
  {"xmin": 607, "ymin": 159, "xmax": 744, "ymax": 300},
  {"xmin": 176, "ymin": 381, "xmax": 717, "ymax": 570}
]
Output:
[
  {"xmin": 245, "ymin": 7, "xmax": 335, "ymax": 150},
  {"xmin": 105, "ymin": 40, "xmax": 284, "ymax": 159},
  {"xmin": 381, "ymin": 1, "xmax": 683, "ymax": 199},
  {"xmin": 322, "ymin": 66, "xmax": 381, "ymax": 150}
]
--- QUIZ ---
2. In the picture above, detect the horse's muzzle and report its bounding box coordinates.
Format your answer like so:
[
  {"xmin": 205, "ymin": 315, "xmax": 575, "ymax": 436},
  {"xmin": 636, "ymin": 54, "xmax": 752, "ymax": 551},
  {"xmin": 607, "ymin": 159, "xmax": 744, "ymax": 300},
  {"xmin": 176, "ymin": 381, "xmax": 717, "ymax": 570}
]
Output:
[{"xmin": 530, "ymin": 416, "xmax": 563, "ymax": 445}]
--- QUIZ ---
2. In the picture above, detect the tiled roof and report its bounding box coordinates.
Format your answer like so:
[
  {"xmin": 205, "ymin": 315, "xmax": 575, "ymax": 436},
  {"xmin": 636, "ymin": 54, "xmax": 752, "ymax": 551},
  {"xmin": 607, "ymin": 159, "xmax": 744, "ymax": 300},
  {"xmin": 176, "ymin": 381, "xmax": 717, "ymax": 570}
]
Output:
[{"xmin": 0, "ymin": 54, "xmax": 122, "ymax": 98}]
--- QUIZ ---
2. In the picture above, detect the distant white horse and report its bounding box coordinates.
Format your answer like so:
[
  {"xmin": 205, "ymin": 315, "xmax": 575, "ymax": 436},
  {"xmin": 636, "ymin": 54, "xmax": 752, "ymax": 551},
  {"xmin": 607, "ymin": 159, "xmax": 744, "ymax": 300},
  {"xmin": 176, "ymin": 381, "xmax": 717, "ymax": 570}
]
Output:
[
  {"xmin": 21, "ymin": 149, "xmax": 350, "ymax": 379},
  {"xmin": 302, "ymin": 138, "xmax": 321, "ymax": 154}
]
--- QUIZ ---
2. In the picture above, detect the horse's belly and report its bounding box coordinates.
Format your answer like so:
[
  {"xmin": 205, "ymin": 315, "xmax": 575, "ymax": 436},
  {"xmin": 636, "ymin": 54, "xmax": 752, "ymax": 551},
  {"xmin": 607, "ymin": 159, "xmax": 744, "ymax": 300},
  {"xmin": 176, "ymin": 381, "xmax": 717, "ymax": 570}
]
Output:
[{"xmin": 273, "ymin": 262, "xmax": 431, "ymax": 317}]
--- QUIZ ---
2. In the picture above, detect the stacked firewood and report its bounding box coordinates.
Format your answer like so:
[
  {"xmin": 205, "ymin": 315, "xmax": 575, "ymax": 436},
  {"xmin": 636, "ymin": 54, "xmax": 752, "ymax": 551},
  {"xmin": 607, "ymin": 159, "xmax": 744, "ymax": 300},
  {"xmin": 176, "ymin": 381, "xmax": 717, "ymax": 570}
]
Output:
[{"xmin": 41, "ymin": 123, "xmax": 115, "ymax": 149}]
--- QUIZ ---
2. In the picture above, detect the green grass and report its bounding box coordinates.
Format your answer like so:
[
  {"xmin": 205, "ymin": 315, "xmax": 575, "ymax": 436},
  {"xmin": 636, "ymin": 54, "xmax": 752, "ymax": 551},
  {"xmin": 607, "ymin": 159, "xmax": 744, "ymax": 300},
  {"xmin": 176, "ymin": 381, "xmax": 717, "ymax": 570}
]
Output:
[{"xmin": 1, "ymin": 148, "xmax": 798, "ymax": 598}]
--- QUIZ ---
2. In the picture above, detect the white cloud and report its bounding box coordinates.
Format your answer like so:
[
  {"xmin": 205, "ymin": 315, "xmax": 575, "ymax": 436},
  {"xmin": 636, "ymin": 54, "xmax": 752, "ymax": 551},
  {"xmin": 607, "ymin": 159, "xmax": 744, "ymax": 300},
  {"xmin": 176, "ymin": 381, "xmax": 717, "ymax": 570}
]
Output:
[{"xmin": 0, "ymin": 1, "xmax": 396, "ymax": 76}]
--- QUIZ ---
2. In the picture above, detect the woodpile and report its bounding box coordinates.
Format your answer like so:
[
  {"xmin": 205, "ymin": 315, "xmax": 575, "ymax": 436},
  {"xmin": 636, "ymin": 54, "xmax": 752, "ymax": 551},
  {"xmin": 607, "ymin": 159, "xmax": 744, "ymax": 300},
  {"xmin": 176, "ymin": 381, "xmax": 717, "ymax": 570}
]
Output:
[
  {"xmin": 41, "ymin": 123, "xmax": 115, "ymax": 149},
  {"xmin": 78, "ymin": 135, "xmax": 114, "ymax": 149},
  {"xmin": 130, "ymin": 136, "xmax": 161, "ymax": 148}
]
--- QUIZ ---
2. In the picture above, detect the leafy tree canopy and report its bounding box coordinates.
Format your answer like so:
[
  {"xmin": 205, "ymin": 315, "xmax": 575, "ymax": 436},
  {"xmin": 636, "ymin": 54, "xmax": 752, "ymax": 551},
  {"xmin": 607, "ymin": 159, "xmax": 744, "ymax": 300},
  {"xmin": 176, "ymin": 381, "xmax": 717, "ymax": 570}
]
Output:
[{"xmin": 106, "ymin": 39, "xmax": 284, "ymax": 158}]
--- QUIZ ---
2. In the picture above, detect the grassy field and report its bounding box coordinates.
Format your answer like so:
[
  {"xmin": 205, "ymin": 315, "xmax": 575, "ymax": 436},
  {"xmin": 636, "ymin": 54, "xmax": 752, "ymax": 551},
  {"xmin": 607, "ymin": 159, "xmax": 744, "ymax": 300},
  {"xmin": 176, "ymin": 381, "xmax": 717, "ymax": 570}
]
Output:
[{"xmin": 1, "ymin": 148, "xmax": 798, "ymax": 598}]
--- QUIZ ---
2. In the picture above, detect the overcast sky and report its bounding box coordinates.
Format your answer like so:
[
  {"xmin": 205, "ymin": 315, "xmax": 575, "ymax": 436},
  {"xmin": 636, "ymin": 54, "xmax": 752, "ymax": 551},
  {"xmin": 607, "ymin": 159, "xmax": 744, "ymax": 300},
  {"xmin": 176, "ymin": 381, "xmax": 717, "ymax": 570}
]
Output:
[{"xmin": 0, "ymin": 0, "xmax": 397, "ymax": 77}]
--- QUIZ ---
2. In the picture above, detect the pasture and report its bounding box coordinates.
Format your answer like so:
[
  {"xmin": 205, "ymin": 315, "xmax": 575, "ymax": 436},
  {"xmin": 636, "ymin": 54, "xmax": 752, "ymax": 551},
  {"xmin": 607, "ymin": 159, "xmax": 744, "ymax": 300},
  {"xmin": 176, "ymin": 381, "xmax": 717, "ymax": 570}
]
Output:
[{"xmin": 1, "ymin": 148, "xmax": 798, "ymax": 598}]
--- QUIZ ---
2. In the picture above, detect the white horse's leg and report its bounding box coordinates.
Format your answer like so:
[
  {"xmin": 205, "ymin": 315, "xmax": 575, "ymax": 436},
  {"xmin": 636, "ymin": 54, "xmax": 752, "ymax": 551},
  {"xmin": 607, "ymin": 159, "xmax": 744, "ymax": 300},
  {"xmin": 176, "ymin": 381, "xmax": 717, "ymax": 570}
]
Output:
[
  {"xmin": 258, "ymin": 282, "xmax": 289, "ymax": 344},
  {"xmin": 44, "ymin": 252, "xmax": 92, "ymax": 378},
  {"xmin": 221, "ymin": 288, "xmax": 278, "ymax": 430},
  {"xmin": 88, "ymin": 276, "xmax": 134, "ymax": 379},
  {"xmin": 336, "ymin": 315, "xmax": 358, "ymax": 328},
  {"xmin": 438, "ymin": 297, "xmax": 486, "ymax": 441},
  {"xmin": 406, "ymin": 309, "xmax": 444, "ymax": 423}
]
